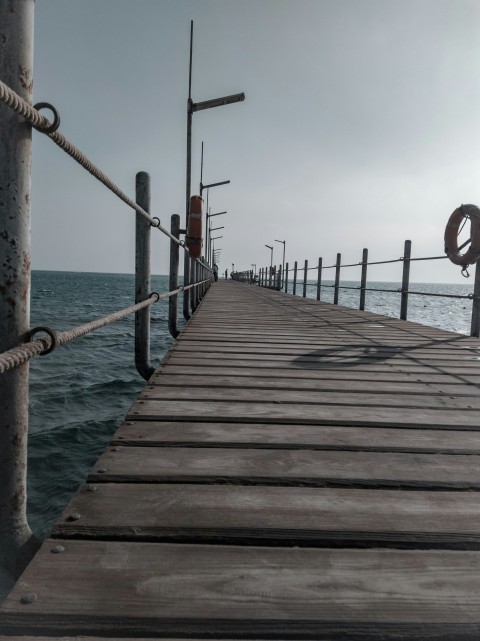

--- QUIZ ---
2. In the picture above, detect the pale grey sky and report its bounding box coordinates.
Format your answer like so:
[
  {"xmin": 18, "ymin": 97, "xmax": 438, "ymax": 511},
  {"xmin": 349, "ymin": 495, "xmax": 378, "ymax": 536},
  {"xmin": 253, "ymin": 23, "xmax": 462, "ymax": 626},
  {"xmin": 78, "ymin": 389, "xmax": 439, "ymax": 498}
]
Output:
[{"xmin": 31, "ymin": 0, "xmax": 480, "ymax": 282}]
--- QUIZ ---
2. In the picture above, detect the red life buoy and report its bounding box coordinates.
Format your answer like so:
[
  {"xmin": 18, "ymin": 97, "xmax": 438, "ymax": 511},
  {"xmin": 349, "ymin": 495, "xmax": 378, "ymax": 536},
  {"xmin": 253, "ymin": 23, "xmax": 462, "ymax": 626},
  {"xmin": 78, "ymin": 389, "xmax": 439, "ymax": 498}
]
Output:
[
  {"xmin": 444, "ymin": 204, "xmax": 480, "ymax": 267},
  {"xmin": 186, "ymin": 195, "xmax": 203, "ymax": 258}
]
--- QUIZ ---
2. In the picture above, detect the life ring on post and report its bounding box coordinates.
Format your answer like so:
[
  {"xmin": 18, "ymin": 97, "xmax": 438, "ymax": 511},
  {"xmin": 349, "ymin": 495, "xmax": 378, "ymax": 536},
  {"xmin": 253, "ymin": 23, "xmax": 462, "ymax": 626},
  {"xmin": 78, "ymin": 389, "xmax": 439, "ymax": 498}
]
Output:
[
  {"xmin": 186, "ymin": 195, "xmax": 203, "ymax": 258},
  {"xmin": 444, "ymin": 204, "xmax": 480, "ymax": 267}
]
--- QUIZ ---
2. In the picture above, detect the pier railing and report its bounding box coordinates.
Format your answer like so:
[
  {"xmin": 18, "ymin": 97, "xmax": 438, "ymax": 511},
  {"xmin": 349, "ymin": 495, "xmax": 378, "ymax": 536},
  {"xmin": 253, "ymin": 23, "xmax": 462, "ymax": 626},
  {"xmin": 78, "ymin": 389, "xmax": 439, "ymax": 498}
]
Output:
[
  {"xmin": 0, "ymin": 3, "xmax": 212, "ymax": 578},
  {"xmin": 234, "ymin": 239, "xmax": 480, "ymax": 337}
]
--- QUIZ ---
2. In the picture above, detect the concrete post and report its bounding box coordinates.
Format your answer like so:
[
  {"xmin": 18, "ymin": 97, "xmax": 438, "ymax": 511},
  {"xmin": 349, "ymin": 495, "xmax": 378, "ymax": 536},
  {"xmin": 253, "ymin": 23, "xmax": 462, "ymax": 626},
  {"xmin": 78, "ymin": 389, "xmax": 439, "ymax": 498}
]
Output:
[{"xmin": 0, "ymin": 0, "xmax": 39, "ymax": 578}]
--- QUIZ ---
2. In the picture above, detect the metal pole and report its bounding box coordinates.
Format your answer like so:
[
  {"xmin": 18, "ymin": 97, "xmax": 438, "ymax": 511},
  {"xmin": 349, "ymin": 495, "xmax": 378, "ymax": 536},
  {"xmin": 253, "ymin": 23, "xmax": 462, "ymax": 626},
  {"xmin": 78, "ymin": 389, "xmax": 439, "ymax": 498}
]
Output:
[
  {"xmin": 316, "ymin": 257, "xmax": 322, "ymax": 301},
  {"xmin": 277, "ymin": 266, "xmax": 282, "ymax": 290},
  {"xmin": 0, "ymin": 0, "xmax": 38, "ymax": 578},
  {"xmin": 285, "ymin": 263, "xmax": 289, "ymax": 293},
  {"xmin": 183, "ymin": 21, "xmax": 194, "ymax": 321},
  {"xmin": 334, "ymin": 253, "xmax": 341, "ymax": 305},
  {"xmin": 190, "ymin": 258, "xmax": 196, "ymax": 314},
  {"xmin": 359, "ymin": 248, "xmax": 368, "ymax": 311},
  {"xmin": 168, "ymin": 214, "xmax": 180, "ymax": 338},
  {"xmin": 303, "ymin": 259, "xmax": 308, "ymax": 297},
  {"xmin": 400, "ymin": 240, "xmax": 411, "ymax": 321},
  {"xmin": 135, "ymin": 172, "xmax": 154, "ymax": 381},
  {"xmin": 470, "ymin": 262, "xmax": 480, "ymax": 338},
  {"xmin": 293, "ymin": 261, "xmax": 298, "ymax": 295}
]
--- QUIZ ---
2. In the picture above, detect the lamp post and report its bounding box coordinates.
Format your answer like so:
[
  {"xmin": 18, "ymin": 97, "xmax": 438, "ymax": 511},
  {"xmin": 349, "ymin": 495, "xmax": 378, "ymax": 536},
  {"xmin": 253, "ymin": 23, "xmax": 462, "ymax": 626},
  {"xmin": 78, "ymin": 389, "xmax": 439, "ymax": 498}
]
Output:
[
  {"xmin": 205, "ymin": 210, "xmax": 227, "ymax": 264},
  {"xmin": 275, "ymin": 239, "xmax": 286, "ymax": 288},
  {"xmin": 210, "ymin": 236, "xmax": 223, "ymax": 266},
  {"xmin": 184, "ymin": 21, "xmax": 245, "ymax": 320},
  {"xmin": 265, "ymin": 244, "xmax": 273, "ymax": 288}
]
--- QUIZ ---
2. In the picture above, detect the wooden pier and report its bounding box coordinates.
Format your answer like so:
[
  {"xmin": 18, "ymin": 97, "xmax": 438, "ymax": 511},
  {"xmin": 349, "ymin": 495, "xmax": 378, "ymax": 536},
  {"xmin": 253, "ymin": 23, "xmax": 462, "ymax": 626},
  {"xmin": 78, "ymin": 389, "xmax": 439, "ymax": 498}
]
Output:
[{"xmin": 3, "ymin": 280, "xmax": 480, "ymax": 639}]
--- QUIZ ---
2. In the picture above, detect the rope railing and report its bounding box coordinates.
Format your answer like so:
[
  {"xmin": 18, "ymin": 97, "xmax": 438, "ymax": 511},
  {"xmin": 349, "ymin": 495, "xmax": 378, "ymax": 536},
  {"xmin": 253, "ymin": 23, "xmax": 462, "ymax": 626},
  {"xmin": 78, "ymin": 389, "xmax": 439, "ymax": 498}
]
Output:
[
  {"xmin": 0, "ymin": 279, "xmax": 209, "ymax": 375},
  {"xmin": 0, "ymin": 78, "xmax": 189, "ymax": 249}
]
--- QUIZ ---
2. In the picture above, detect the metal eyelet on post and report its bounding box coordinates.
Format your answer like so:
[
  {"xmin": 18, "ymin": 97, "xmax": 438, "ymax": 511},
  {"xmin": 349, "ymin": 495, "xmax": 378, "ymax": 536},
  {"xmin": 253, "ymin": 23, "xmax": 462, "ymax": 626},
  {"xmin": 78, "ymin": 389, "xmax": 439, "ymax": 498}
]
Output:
[
  {"xmin": 28, "ymin": 326, "xmax": 59, "ymax": 355},
  {"xmin": 33, "ymin": 102, "xmax": 61, "ymax": 134},
  {"xmin": 149, "ymin": 292, "xmax": 160, "ymax": 302},
  {"xmin": 151, "ymin": 217, "xmax": 161, "ymax": 228}
]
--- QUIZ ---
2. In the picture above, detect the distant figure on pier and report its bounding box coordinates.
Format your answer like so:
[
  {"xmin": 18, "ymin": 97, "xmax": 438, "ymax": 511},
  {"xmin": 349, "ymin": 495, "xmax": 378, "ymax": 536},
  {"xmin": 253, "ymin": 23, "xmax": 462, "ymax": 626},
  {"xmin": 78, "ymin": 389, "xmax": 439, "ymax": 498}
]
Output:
[
  {"xmin": 213, "ymin": 264, "xmax": 218, "ymax": 282},
  {"xmin": 225, "ymin": 269, "xmax": 228, "ymax": 279}
]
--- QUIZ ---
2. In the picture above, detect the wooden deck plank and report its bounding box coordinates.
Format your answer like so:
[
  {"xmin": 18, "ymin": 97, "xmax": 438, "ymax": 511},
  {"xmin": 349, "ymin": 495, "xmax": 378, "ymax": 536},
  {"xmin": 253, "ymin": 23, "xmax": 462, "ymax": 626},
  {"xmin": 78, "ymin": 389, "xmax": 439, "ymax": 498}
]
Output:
[
  {"xmin": 3, "ymin": 540, "xmax": 480, "ymax": 638},
  {"xmin": 111, "ymin": 421, "xmax": 480, "ymax": 452},
  {"xmin": 138, "ymin": 386, "xmax": 480, "ymax": 409},
  {"xmin": 52, "ymin": 483, "xmax": 480, "ymax": 548},
  {"xmin": 152, "ymin": 363, "xmax": 480, "ymax": 385},
  {"xmin": 147, "ymin": 373, "xmax": 480, "ymax": 397},
  {"xmin": 127, "ymin": 398, "xmax": 480, "ymax": 428},
  {"xmin": 87, "ymin": 446, "xmax": 480, "ymax": 490}
]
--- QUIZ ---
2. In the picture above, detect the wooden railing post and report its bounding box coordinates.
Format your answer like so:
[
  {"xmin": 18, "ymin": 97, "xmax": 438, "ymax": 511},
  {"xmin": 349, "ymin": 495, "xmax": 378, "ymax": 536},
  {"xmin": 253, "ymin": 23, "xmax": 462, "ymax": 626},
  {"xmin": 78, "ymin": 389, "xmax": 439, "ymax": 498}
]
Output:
[
  {"xmin": 334, "ymin": 253, "xmax": 341, "ymax": 304},
  {"xmin": 359, "ymin": 248, "xmax": 368, "ymax": 311},
  {"xmin": 317, "ymin": 257, "xmax": 322, "ymax": 301},
  {"xmin": 285, "ymin": 262, "xmax": 289, "ymax": 293},
  {"xmin": 471, "ymin": 261, "xmax": 480, "ymax": 337},
  {"xmin": 400, "ymin": 240, "xmax": 411, "ymax": 320},
  {"xmin": 303, "ymin": 259, "xmax": 308, "ymax": 297},
  {"xmin": 293, "ymin": 261, "xmax": 298, "ymax": 295}
]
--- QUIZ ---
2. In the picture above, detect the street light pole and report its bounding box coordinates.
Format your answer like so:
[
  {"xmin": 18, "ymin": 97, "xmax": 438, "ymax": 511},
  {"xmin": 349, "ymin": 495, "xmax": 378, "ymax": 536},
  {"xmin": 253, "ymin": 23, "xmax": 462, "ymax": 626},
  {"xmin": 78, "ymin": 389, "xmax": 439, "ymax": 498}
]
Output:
[
  {"xmin": 183, "ymin": 21, "xmax": 245, "ymax": 320},
  {"xmin": 265, "ymin": 244, "xmax": 273, "ymax": 288},
  {"xmin": 275, "ymin": 239, "xmax": 286, "ymax": 288}
]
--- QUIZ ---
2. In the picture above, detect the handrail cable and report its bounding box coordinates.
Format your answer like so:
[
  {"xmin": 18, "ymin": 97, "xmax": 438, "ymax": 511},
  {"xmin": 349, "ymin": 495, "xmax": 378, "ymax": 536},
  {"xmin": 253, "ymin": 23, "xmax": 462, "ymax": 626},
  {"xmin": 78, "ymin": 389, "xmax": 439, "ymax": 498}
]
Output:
[
  {"xmin": 0, "ymin": 78, "xmax": 195, "ymax": 251},
  {"xmin": 319, "ymin": 284, "xmax": 476, "ymax": 300},
  {"xmin": 294, "ymin": 254, "xmax": 448, "ymax": 272},
  {"xmin": 0, "ymin": 279, "xmax": 210, "ymax": 375}
]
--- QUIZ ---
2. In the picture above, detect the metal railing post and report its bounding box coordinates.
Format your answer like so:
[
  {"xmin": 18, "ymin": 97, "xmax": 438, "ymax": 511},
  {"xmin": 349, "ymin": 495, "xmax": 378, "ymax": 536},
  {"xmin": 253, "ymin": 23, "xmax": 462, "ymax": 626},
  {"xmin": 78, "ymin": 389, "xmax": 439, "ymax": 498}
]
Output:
[
  {"xmin": 285, "ymin": 263, "xmax": 289, "ymax": 293},
  {"xmin": 190, "ymin": 258, "xmax": 196, "ymax": 314},
  {"xmin": 400, "ymin": 240, "xmax": 412, "ymax": 320},
  {"xmin": 135, "ymin": 172, "xmax": 154, "ymax": 381},
  {"xmin": 183, "ymin": 253, "xmax": 191, "ymax": 320},
  {"xmin": 293, "ymin": 261, "xmax": 298, "ymax": 295},
  {"xmin": 0, "ymin": 0, "xmax": 38, "ymax": 578},
  {"xmin": 303, "ymin": 259, "xmax": 308, "ymax": 297},
  {"xmin": 471, "ymin": 261, "xmax": 480, "ymax": 337},
  {"xmin": 277, "ymin": 266, "xmax": 282, "ymax": 290},
  {"xmin": 334, "ymin": 253, "xmax": 341, "ymax": 305},
  {"xmin": 317, "ymin": 257, "xmax": 322, "ymax": 301},
  {"xmin": 168, "ymin": 215, "xmax": 180, "ymax": 338},
  {"xmin": 359, "ymin": 248, "xmax": 368, "ymax": 311}
]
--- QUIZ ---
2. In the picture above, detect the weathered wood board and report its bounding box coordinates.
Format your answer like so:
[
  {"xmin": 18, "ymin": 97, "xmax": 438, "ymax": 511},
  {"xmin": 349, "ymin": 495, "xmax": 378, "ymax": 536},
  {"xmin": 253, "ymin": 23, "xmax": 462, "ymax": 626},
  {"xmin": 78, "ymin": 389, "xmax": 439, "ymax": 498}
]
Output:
[{"xmin": 3, "ymin": 540, "xmax": 480, "ymax": 638}]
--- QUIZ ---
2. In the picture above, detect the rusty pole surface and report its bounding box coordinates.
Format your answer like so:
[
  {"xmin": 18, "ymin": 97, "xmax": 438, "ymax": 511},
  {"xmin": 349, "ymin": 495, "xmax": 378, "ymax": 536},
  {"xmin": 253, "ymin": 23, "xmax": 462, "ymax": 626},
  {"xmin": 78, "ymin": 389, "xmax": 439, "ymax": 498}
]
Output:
[
  {"xmin": 134, "ymin": 172, "xmax": 154, "ymax": 381},
  {"xmin": 359, "ymin": 248, "xmax": 368, "ymax": 311},
  {"xmin": 0, "ymin": 0, "xmax": 39, "ymax": 578},
  {"xmin": 334, "ymin": 253, "xmax": 341, "ymax": 305},
  {"xmin": 302, "ymin": 259, "xmax": 308, "ymax": 297},
  {"xmin": 400, "ymin": 240, "xmax": 412, "ymax": 321},
  {"xmin": 168, "ymin": 214, "xmax": 180, "ymax": 339},
  {"xmin": 316, "ymin": 257, "xmax": 322, "ymax": 301},
  {"xmin": 471, "ymin": 260, "xmax": 480, "ymax": 337}
]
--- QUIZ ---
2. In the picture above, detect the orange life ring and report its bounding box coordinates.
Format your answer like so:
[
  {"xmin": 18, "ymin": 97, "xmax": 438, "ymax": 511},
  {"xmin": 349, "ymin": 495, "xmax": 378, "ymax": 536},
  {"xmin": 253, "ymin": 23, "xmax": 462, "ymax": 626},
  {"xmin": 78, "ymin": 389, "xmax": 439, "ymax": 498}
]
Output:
[
  {"xmin": 444, "ymin": 204, "xmax": 480, "ymax": 266},
  {"xmin": 186, "ymin": 195, "xmax": 203, "ymax": 258}
]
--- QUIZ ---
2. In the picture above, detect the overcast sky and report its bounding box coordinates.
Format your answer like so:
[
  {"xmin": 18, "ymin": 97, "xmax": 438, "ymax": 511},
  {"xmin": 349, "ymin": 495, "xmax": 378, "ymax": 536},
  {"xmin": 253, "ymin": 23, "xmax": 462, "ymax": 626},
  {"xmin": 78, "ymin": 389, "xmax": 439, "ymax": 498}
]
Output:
[{"xmin": 31, "ymin": 0, "xmax": 480, "ymax": 283}]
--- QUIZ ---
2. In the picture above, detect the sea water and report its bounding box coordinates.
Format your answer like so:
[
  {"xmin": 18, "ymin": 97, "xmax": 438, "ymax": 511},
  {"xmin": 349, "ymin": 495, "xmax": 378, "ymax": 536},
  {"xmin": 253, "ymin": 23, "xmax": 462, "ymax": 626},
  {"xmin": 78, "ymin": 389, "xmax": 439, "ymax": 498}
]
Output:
[{"xmin": 26, "ymin": 271, "xmax": 474, "ymax": 540}]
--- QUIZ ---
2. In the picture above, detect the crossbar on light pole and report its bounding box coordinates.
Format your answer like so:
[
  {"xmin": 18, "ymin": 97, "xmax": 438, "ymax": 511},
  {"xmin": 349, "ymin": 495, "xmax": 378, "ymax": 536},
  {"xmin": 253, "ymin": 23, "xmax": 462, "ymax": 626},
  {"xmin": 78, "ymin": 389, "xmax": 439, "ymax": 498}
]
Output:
[{"xmin": 193, "ymin": 92, "xmax": 245, "ymax": 112}]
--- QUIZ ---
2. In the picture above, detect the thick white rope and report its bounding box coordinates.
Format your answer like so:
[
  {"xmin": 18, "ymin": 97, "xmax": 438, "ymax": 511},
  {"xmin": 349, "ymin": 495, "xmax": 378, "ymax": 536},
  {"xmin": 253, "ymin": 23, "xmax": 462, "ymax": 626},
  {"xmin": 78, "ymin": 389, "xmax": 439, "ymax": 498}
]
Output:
[{"xmin": 0, "ymin": 279, "xmax": 212, "ymax": 374}]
